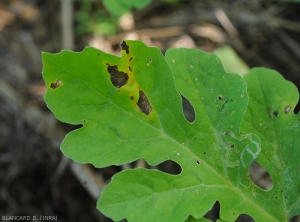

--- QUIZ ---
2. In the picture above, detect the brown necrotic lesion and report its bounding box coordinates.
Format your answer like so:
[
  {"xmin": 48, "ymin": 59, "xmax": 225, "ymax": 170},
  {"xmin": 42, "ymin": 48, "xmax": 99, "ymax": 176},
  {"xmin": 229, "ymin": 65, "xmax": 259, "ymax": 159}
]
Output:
[
  {"xmin": 137, "ymin": 90, "xmax": 152, "ymax": 115},
  {"xmin": 106, "ymin": 63, "xmax": 129, "ymax": 88},
  {"xmin": 50, "ymin": 79, "xmax": 61, "ymax": 89},
  {"xmin": 120, "ymin": 41, "xmax": 130, "ymax": 54}
]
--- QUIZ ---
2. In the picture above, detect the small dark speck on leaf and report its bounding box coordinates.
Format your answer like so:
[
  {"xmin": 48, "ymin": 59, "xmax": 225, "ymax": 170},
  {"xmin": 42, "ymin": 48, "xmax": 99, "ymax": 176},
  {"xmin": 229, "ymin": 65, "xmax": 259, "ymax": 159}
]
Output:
[
  {"xmin": 149, "ymin": 58, "xmax": 153, "ymax": 63},
  {"xmin": 129, "ymin": 66, "xmax": 132, "ymax": 72},
  {"xmin": 106, "ymin": 63, "xmax": 129, "ymax": 88},
  {"xmin": 129, "ymin": 57, "xmax": 133, "ymax": 61},
  {"xmin": 285, "ymin": 106, "xmax": 291, "ymax": 114},
  {"xmin": 218, "ymin": 95, "xmax": 223, "ymax": 100},
  {"xmin": 83, "ymin": 119, "xmax": 87, "ymax": 123},
  {"xmin": 196, "ymin": 159, "xmax": 200, "ymax": 165},
  {"xmin": 97, "ymin": 53, "xmax": 100, "ymax": 56},
  {"xmin": 130, "ymin": 96, "xmax": 134, "ymax": 100},
  {"xmin": 230, "ymin": 144, "xmax": 235, "ymax": 148},
  {"xmin": 50, "ymin": 79, "xmax": 61, "ymax": 89},
  {"xmin": 120, "ymin": 41, "xmax": 129, "ymax": 54},
  {"xmin": 273, "ymin": 111, "xmax": 279, "ymax": 117},
  {"xmin": 137, "ymin": 90, "xmax": 152, "ymax": 115}
]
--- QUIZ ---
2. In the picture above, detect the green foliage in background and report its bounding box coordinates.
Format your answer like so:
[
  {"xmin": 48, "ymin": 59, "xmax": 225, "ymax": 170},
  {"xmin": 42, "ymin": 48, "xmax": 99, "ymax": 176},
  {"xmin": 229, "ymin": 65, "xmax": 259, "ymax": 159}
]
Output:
[
  {"xmin": 75, "ymin": 0, "xmax": 181, "ymax": 35},
  {"xmin": 42, "ymin": 40, "xmax": 300, "ymax": 221},
  {"xmin": 75, "ymin": 0, "xmax": 119, "ymax": 36},
  {"xmin": 103, "ymin": 0, "xmax": 180, "ymax": 16},
  {"xmin": 103, "ymin": 0, "xmax": 152, "ymax": 16}
]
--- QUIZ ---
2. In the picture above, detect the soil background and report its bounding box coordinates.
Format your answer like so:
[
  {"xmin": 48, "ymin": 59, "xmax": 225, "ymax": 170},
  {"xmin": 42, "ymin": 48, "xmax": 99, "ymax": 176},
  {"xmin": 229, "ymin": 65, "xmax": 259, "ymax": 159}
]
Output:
[{"xmin": 0, "ymin": 0, "xmax": 300, "ymax": 221}]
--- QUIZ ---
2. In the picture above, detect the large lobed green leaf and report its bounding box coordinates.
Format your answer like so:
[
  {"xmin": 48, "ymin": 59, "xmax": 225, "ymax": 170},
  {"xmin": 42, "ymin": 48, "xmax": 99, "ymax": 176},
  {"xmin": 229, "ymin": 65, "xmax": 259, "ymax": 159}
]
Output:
[{"xmin": 42, "ymin": 41, "xmax": 300, "ymax": 221}]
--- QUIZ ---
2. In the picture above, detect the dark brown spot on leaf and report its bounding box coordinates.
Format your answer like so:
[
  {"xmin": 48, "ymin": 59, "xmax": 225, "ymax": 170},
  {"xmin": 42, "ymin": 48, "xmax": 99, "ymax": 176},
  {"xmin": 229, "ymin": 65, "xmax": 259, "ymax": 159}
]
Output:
[
  {"xmin": 120, "ymin": 41, "xmax": 129, "ymax": 54},
  {"xmin": 129, "ymin": 57, "xmax": 133, "ymax": 61},
  {"xmin": 106, "ymin": 63, "xmax": 129, "ymax": 88},
  {"xmin": 273, "ymin": 110, "xmax": 279, "ymax": 117},
  {"xmin": 230, "ymin": 144, "xmax": 235, "ymax": 148},
  {"xmin": 130, "ymin": 96, "xmax": 134, "ymax": 100},
  {"xmin": 50, "ymin": 79, "xmax": 61, "ymax": 89},
  {"xmin": 137, "ymin": 90, "xmax": 152, "ymax": 115},
  {"xmin": 129, "ymin": 66, "xmax": 132, "ymax": 72}
]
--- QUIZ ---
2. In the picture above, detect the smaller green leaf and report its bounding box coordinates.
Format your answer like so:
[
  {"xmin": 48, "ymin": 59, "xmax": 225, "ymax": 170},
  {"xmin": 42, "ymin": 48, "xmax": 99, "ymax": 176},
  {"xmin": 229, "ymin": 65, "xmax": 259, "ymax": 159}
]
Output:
[{"xmin": 241, "ymin": 68, "xmax": 300, "ymax": 220}]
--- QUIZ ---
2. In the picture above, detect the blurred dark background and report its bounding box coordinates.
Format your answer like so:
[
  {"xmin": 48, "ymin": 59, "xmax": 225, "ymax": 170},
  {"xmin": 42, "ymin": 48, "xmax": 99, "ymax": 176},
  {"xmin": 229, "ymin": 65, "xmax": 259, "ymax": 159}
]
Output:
[{"xmin": 0, "ymin": 0, "xmax": 300, "ymax": 221}]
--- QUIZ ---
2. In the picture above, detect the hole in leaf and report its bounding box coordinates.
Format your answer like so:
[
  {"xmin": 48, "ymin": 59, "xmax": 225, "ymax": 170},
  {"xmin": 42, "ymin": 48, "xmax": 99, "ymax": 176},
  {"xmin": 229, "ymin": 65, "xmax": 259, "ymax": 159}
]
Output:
[
  {"xmin": 120, "ymin": 40, "xmax": 129, "ymax": 54},
  {"xmin": 137, "ymin": 90, "xmax": 152, "ymax": 115},
  {"xmin": 250, "ymin": 161, "xmax": 273, "ymax": 190},
  {"xmin": 181, "ymin": 94, "xmax": 195, "ymax": 123},
  {"xmin": 106, "ymin": 63, "xmax": 129, "ymax": 88},
  {"xmin": 50, "ymin": 79, "xmax": 61, "ymax": 89},
  {"xmin": 290, "ymin": 215, "xmax": 300, "ymax": 222},
  {"xmin": 204, "ymin": 201, "xmax": 220, "ymax": 221},
  {"xmin": 157, "ymin": 160, "xmax": 182, "ymax": 175},
  {"xmin": 236, "ymin": 214, "xmax": 255, "ymax": 222},
  {"xmin": 285, "ymin": 105, "xmax": 292, "ymax": 114}
]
